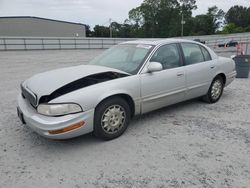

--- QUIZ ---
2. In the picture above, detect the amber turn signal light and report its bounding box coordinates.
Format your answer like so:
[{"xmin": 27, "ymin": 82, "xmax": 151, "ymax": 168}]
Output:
[{"xmin": 48, "ymin": 121, "xmax": 85, "ymax": 135}]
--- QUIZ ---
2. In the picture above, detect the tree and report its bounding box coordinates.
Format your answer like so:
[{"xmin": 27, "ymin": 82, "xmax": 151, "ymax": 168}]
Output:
[
  {"xmin": 129, "ymin": 7, "xmax": 144, "ymax": 27},
  {"xmin": 128, "ymin": 0, "xmax": 197, "ymax": 38},
  {"xmin": 221, "ymin": 5, "xmax": 250, "ymax": 34},
  {"xmin": 222, "ymin": 23, "xmax": 245, "ymax": 34},
  {"xmin": 191, "ymin": 6, "xmax": 224, "ymax": 35},
  {"xmin": 225, "ymin": 6, "xmax": 250, "ymax": 28},
  {"xmin": 85, "ymin": 25, "xmax": 93, "ymax": 37},
  {"xmin": 207, "ymin": 6, "xmax": 225, "ymax": 31},
  {"xmin": 90, "ymin": 1, "xmax": 249, "ymax": 38},
  {"xmin": 93, "ymin": 25, "xmax": 110, "ymax": 37},
  {"xmin": 179, "ymin": 0, "xmax": 197, "ymax": 16}
]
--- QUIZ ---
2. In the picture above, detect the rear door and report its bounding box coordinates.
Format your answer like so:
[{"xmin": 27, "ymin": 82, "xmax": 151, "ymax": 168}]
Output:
[{"xmin": 180, "ymin": 43, "xmax": 216, "ymax": 100}]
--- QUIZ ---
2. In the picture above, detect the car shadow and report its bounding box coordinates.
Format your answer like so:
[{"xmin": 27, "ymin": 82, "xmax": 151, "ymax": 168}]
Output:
[
  {"xmin": 128, "ymin": 98, "xmax": 202, "ymax": 129},
  {"xmin": 41, "ymin": 99, "xmax": 201, "ymax": 141}
]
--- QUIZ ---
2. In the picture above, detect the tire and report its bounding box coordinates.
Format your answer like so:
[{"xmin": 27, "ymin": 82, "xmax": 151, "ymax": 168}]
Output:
[
  {"xmin": 202, "ymin": 76, "xmax": 224, "ymax": 103},
  {"xmin": 93, "ymin": 97, "xmax": 131, "ymax": 140}
]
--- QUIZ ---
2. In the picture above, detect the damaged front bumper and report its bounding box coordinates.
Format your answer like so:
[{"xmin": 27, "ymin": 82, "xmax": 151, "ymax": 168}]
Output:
[{"xmin": 17, "ymin": 94, "xmax": 94, "ymax": 139}]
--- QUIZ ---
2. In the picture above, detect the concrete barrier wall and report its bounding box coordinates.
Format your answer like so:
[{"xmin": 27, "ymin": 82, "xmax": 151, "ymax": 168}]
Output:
[
  {"xmin": 0, "ymin": 32, "xmax": 250, "ymax": 51},
  {"xmin": 0, "ymin": 37, "xmax": 134, "ymax": 51}
]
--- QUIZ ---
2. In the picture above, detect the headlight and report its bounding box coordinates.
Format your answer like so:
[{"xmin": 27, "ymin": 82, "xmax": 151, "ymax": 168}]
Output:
[{"xmin": 37, "ymin": 103, "xmax": 82, "ymax": 116}]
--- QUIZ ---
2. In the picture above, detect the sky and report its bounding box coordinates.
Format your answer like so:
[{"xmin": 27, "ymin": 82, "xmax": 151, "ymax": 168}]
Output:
[{"xmin": 0, "ymin": 0, "xmax": 249, "ymax": 28}]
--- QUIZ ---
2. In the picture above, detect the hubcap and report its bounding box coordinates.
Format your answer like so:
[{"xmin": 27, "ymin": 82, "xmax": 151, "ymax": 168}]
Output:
[
  {"xmin": 211, "ymin": 80, "xmax": 222, "ymax": 100},
  {"xmin": 101, "ymin": 105, "xmax": 126, "ymax": 134}
]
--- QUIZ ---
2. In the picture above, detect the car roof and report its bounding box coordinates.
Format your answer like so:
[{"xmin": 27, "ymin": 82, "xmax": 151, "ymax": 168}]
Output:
[
  {"xmin": 122, "ymin": 38, "xmax": 197, "ymax": 46},
  {"xmin": 122, "ymin": 38, "xmax": 218, "ymax": 60}
]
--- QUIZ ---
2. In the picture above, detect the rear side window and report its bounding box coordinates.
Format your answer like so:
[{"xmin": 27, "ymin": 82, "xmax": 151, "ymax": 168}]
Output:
[
  {"xmin": 181, "ymin": 43, "xmax": 204, "ymax": 65},
  {"xmin": 200, "ymin": 46, "xmax": 211, "ymax": 61}
]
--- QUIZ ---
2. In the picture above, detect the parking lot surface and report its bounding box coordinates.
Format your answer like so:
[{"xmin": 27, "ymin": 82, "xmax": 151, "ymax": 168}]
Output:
[{"xmin": 0, "ymin": 50, "xmax": 250, "ymax": 188}]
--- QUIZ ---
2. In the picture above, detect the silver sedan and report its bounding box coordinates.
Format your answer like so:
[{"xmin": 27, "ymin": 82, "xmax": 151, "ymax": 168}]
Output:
[{"xmin": 17, "ymin": 39, "xmax": 236, "ymax": 140}]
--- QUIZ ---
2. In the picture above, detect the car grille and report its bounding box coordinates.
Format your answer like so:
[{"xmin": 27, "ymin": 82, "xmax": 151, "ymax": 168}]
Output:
[{"xmin": 21, "ymin": 84, "xmax": 37, "ymax": 108}]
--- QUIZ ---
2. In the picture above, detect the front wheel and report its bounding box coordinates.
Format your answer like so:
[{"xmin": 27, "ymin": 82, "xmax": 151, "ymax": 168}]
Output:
[
  {"xmin": 203, "ymin": 76, "xmax": 224, "ymax": 103},
  {"xmin": 93, "ymin": 97, "xmax": 131, "ymax": 140}
]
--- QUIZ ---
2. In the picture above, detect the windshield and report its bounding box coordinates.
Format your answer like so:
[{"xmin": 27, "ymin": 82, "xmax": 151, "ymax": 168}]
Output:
[{"xmin": 88, "ymin": 44, "xmax": 153, "ymax": 74}]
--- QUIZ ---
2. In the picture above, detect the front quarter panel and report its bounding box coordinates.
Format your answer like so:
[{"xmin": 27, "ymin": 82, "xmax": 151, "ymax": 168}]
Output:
[{"xmin": 50, "ymin": 75, "xmax": 141, "ymax": 115}]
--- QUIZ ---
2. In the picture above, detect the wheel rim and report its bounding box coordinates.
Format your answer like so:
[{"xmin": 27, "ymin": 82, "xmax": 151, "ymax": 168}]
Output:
[
  {"xmin": 211, "ymin": 80, "xmax": 222, "ymax": 100},
  {"xmin": 101, "ymin": 105, "xmax": 126, "ymax": 134}
]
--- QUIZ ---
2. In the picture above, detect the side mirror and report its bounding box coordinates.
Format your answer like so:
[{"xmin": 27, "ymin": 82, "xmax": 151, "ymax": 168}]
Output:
[{"xmin": 148, "ymin": 62, "xmax": 163, "ymax": 73}]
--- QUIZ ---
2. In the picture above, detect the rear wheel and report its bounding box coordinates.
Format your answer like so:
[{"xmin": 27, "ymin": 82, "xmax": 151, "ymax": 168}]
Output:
[
  {"xmin": 94, "ymin": 97, "xmax": 131, "ymax": 140},
  {"xmin": 203, "ymin": 76, "xmax": 224, "ymax": 103}
]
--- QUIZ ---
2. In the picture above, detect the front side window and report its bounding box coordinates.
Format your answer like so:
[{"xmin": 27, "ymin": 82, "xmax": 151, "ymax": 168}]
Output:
[
  {"xmin": 150, "ymin": 44, "xmax": 180, "ymax": 70},
  {"xmin": 181, "ymin": 43, "xmax": 204, "ymax": 65}
]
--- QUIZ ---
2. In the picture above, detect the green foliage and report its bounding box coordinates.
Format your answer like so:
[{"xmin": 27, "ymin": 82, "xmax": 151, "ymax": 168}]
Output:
[
  {"xmin": 191, "ymin": 6, "xmax": 225, "ymax": 35},
  {"xmin": 245, "ymin": 26, "xmax": 250, "ymax": 32},
  {"xmin": 221, "ymin": 5, "xmax": 250, "ymax": 33},
  {"xmin": 128, "ymin": 0, "xmax": 197, "ymax": 38},
  {"xmin": 93, "ymin": 25, "xmax": 110, "ymax": 37},
  {"xmin": 90, "ymin": 1, "xmax": 249, "ymax": 38},
  {"xmin": 85, "ymin": 25, "xmax": 92, "ymax": 37},
  {"xmin": 222, "ymin": 23, "xmax": 244, "ymax": 34},
  {"xmin": 225, "ymin": 6, "xmax": 250, "ymax": 28}
]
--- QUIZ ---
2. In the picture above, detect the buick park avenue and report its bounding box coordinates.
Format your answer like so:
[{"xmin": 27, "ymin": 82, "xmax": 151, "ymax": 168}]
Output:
[{"xmin": 17, "ymin": 39, "xmax": 236, "ymax": 140}]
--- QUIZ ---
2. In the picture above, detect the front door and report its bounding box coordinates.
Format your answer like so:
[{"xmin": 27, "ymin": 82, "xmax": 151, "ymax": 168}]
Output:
[{"xmin": 140, "ymin": 43, "xmax": 186, "ymax": 114}]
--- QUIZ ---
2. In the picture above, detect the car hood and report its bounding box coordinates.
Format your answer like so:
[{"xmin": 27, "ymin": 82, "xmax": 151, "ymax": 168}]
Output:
[{"xmin": 23, "ymin": 65, "xmax": 130, "ymax": 101}]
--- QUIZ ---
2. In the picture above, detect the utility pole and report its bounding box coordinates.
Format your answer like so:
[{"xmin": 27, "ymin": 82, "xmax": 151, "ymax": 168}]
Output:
[
  {"xmin": 181, "ymin": 13, "xmax": 186, "ymax": 37},
  {"xmin": 109, "ymin": 18, "xmax": 113, "ymax": 38}
]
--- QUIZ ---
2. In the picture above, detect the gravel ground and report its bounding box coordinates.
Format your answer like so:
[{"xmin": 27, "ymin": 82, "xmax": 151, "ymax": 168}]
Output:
[{"xmin": 0, "ymin": 50, "xmax": 250, "ymax": 188}]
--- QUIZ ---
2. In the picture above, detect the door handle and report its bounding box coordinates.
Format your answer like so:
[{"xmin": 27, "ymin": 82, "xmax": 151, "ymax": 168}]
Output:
[
  {"xmin": 210, "ymin": 66, "xmax": 215, "ymax": 69},
  {"xmin": 177, "ymin": 72, "xmax": 184, "ymax": 77}
]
